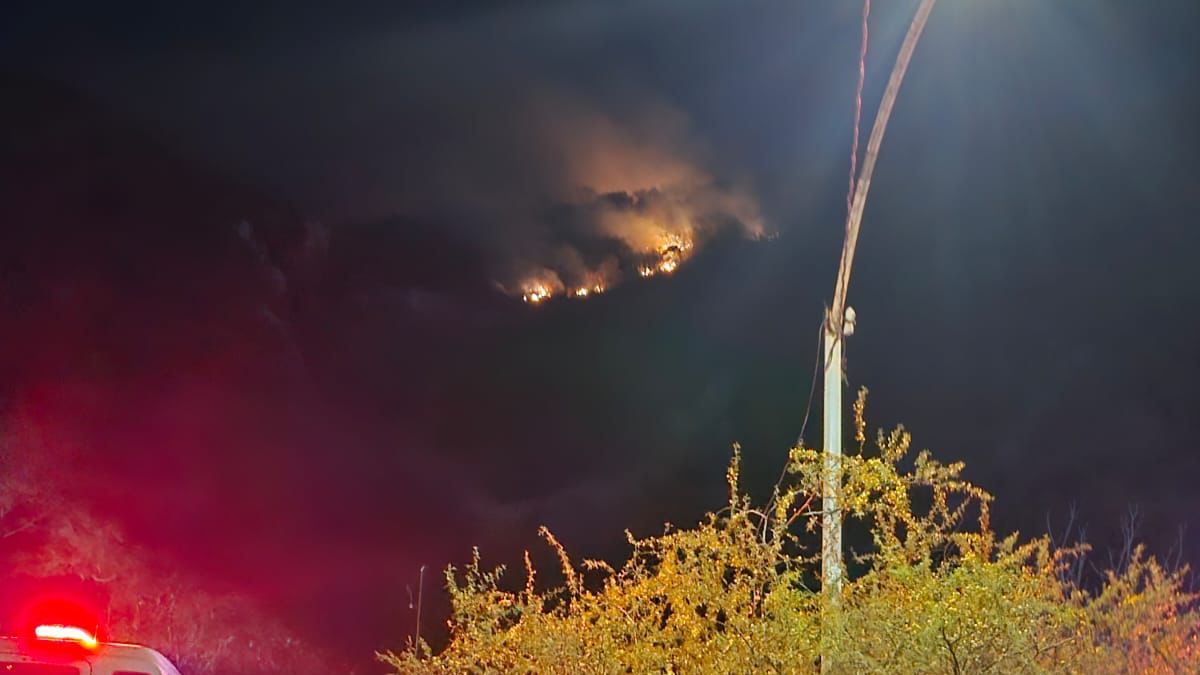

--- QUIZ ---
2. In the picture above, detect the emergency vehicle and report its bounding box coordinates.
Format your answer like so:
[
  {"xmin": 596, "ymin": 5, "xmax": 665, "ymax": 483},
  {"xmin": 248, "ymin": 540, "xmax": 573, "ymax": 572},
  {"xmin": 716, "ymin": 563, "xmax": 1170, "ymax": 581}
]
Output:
[{"xmin": 0, "ymin": 623, "xmax": 182, "ymax": 675}]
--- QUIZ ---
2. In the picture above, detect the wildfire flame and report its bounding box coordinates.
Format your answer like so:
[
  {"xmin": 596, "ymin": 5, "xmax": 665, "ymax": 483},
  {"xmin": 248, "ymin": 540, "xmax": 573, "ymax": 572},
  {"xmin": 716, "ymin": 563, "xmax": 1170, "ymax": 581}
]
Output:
[
  {"xmin": 522, "ymin": 286, "xmax": 552, "ymax": 304},
  {"xmin": 467, "ymin": 95, "xmax": 765, "ymax": 308},
  {"xmin": 517, "ymin": 228, "xmax": 700, "ymax": 305},
  {"xmin": 633, "ymin": 233, "xmax": 691, "ymax": 280},
  {"xmin": 500, "ymin": 129, "xmax": 763, "ymax": 307},
  {"xmin": 499, "ymin": 129, "xmax": 763, "ymax": 307},
  {"xmin": 573, "ymin": 284, "xmax": 605, "ymax": 298}
]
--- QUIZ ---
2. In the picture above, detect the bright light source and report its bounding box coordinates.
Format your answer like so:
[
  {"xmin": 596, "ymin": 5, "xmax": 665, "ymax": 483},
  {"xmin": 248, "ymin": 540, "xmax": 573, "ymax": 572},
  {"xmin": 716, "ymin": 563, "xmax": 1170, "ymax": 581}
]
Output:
[
  {"xmin": 522, "ymin": 286, "xmax": 550, "ymax": 304},
  {"xmin": 34, "ymin": 624, "xmax": 98, "ymax": 648}
]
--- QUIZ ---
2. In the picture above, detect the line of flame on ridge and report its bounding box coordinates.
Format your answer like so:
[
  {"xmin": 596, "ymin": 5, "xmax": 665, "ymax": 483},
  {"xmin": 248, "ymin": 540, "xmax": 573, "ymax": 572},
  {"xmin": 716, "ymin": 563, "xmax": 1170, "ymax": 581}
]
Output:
[{"xmin": 520, "ymin": 234, "xmax": 694, "ymax": 305}]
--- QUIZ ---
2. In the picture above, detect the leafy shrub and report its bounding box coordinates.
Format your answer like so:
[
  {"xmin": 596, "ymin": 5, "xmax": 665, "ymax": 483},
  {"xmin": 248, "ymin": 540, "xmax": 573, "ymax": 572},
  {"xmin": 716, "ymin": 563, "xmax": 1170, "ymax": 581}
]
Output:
[{"xmin": 382, "ymin": 390, "xmax": 1199, "ymax": 674}]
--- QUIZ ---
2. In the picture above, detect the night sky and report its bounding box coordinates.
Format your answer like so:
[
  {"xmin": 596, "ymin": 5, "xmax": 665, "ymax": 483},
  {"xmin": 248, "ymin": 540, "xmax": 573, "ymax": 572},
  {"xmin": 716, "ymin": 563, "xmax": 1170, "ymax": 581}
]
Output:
[{"xmin": 3, "ymin": 0, "xmax": 1199, "ymax": 670}]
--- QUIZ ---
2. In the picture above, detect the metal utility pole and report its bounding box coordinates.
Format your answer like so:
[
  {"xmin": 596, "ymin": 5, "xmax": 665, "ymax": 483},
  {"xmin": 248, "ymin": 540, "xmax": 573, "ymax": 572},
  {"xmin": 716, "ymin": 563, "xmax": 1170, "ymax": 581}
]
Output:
[
  {"xmin": 821, "ymin": 311, "xmax": 846, "ymax": 601},
  {"xmin": 822, "ymin": 0, "xmax": 940, "ymax": 604}
]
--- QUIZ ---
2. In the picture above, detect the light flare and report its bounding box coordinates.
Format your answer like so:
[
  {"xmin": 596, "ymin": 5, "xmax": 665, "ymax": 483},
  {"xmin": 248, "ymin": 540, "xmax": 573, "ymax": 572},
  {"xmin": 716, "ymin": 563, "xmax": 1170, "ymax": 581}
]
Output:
[{"xmin": 35, "ymin": 624, "xmax": 99, "ymax": 648}]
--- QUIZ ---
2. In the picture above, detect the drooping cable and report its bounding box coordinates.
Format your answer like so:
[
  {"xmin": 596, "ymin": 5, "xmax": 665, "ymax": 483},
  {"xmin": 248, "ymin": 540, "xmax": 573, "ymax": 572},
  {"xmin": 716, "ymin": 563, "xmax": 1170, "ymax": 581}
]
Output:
[
  {"xmin": 831, "ymin": 0, "xmax": 938, "ymax": 326},
  {"xmin": 847, "ymin": 0, "xmax": 871, "ymax": 218}
]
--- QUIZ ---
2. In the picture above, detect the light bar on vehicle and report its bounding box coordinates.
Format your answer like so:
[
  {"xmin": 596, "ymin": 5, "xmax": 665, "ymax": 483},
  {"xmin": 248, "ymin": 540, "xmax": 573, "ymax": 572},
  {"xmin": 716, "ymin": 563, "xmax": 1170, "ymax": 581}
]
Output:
[{"xmin": 34, "ymin": 624, "xmax": 99, "ymax": 648}]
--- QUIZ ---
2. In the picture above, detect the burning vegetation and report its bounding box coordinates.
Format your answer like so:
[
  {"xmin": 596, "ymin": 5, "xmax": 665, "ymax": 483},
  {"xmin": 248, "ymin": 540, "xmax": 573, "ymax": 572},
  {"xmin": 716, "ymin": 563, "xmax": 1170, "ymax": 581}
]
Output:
[
  {"xmin": 490, "ymin": 95, "xmax": 764, "ymax": 307},
  {"xmin": 514, "ymin": 191, "xmax": 759, "ymax": 306},
  {"xmin": 519, "ymin": 230, "xmax": 698, "ymax": 304}
]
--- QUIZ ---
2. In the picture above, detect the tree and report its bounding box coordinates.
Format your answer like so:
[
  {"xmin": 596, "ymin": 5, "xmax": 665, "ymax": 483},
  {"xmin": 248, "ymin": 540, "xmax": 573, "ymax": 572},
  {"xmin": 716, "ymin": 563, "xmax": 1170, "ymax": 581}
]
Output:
[
  {"xmin": 0, "ymin": 414, "xmax": 57, "ymax": 541},
  {"xmin": 381, "ymin": 390, "xmax": 1199, "ymax": 674},
  {"xmin": 12, "ymin": 507, "xmax": 332, "ymax": 675},
  {"xmin": 1, "ymin": 412, "xmax": 336, "ymax": 674}
]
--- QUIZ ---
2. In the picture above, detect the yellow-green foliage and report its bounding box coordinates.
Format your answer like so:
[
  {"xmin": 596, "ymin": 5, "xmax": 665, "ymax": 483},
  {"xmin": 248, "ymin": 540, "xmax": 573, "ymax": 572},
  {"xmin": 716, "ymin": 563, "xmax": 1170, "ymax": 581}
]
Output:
[{"xmin": 382, "ymin": 391, "xmax": 1199, "ymax": 674}]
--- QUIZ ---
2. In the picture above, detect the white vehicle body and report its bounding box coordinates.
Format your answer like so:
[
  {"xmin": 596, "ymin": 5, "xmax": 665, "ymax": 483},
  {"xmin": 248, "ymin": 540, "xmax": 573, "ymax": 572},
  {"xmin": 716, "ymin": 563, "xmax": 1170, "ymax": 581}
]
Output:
[{"xmin": 0, "ymin": 636, "xmax": 183, "ymax": 675}]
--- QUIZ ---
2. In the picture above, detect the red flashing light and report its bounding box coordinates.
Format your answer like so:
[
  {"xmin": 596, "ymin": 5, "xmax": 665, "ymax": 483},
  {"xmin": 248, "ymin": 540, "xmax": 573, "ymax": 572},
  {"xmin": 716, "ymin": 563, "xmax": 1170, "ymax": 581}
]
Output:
[
  {"xmin": 33, "ymin": 624, "xmax": 99, "ymax": 649},
  {"xmin": 13, "ymin": 590, "xmax": 104, "ymax": 648}
]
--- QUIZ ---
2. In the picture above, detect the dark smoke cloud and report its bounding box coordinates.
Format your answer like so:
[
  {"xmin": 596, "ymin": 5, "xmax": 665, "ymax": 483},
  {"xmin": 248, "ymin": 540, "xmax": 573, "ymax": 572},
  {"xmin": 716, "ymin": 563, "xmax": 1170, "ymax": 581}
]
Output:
[
  {"xmin": 365, "ymin": 87, "xmax": 765, "ymax": 296},
  {"xmin": 4, "ymin": 2, "xmax": 782, "ymax": 296}
]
